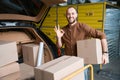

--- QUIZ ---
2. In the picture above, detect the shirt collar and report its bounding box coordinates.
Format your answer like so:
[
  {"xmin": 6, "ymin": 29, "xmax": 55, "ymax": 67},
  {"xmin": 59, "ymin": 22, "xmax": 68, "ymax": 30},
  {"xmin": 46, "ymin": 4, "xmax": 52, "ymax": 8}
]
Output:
[{"xmin": 68, "ymin": 22, "xmax": 78, "ymax": 29}]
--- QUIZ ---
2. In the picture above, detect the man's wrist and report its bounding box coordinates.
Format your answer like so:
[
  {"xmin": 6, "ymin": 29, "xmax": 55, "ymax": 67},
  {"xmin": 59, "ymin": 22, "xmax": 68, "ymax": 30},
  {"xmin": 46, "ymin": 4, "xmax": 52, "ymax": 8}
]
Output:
[{"xmin": 102, "ymin": 51, "xmax": 108, "ymax": 54}]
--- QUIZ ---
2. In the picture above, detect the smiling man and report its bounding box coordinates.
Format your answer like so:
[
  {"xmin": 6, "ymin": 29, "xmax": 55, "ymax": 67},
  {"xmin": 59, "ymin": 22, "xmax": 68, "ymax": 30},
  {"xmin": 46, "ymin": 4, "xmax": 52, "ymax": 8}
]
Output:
[{"xmin": 54, "ymin": 6, "xmax": 108, "ymax": 64}]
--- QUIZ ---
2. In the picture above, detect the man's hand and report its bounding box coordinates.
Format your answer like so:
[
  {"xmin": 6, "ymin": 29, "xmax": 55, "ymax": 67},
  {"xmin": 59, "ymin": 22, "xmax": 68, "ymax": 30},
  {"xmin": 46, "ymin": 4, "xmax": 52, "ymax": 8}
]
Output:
[
  {"xmin": 102, "ymin": 53, "xmax": 109, "ymax": 64},
  {"xmin": 54, "ymin": 25, "xmax": 64, "ymax": 38}
]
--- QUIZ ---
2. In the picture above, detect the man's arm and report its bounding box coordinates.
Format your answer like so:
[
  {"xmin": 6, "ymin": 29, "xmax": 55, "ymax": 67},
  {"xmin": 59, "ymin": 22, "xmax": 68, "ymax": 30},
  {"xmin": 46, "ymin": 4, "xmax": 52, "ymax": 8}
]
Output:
[
  {"xmin": 82, "ymin": 23, "xmax": 109, "ymax": 64},
  {"xmin": 56, "ymin": 36, "xmax": 63, "ymax": 48},
  {"xmin": 101, "ymin": 39, "xmax": 109, "ymax": 64},
  {"xmin": 101, "ymin": 39, "xmax": 108, "ymax": 53},
  {"xmin": 54, "ymin": 26, "xmax": 64, "ymax": 48}
]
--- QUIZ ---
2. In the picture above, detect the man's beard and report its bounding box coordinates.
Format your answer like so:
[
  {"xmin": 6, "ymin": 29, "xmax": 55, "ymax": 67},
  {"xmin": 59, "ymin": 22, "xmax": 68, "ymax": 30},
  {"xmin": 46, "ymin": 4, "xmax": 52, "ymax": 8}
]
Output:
[{"xmin": 69, "ymin": 19, "xmax": 76, "ymax": 24}]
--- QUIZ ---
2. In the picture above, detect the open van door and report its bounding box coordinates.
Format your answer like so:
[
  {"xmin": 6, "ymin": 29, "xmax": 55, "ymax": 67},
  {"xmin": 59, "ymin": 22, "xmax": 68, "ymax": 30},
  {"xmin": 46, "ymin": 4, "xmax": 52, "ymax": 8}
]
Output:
[
  {"xmin": 0, "ymin": 0, "xmax": 67, "ymax": 64},
  {"xmin": 41, "ymin": 0, "xmax": 67, "ymax": 6}
]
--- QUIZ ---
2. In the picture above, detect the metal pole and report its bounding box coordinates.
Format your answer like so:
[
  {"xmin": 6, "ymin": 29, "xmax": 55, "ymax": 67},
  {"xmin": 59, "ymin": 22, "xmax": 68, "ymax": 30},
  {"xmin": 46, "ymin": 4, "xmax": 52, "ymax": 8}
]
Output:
[
  {"xmin": 63, "ymin": 64, "xmax": 94, "ymax": 80},
  {"xmin": 56, "ymin": 5, "xmax": 58, "ymax": 28}
]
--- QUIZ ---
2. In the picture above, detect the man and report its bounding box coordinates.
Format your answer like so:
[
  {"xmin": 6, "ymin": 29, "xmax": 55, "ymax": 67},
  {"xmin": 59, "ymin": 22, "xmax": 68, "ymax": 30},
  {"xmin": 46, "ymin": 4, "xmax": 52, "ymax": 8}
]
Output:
[{"xmin": 54, "ymin": 6, "xmax": 108, "ymax": 64}]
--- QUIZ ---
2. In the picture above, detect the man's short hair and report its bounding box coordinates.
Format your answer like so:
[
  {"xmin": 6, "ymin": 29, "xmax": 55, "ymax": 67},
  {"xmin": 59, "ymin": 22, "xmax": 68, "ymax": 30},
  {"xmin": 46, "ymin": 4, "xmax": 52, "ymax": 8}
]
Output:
[{"xmin": 66, "ymin": 6, "xmax": 78, "ymax": 13}]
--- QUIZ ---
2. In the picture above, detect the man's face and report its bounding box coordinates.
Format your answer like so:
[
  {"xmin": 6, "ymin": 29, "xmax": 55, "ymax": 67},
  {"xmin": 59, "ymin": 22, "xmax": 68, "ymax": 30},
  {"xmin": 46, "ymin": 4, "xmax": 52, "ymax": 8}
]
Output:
[{"xmin": 66, "ymin": 7, "xmax": 78, "ymax": 24}]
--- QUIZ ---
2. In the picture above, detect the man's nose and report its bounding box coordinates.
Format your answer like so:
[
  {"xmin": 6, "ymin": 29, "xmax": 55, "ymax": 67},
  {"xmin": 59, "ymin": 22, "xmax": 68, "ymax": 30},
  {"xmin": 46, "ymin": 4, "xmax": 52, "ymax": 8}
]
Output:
[{"xmin": 69, "ymin": 14, "xmax": 73, "ymax": 17}]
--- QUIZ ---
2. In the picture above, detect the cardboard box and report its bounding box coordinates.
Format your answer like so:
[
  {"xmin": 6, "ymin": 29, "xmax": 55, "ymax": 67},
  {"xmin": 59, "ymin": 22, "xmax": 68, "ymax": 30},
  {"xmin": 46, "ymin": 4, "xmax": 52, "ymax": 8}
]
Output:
[
  {"xmin": 34, "ymin": 55, "xmax": 84, "ymax": 80},
  {"xmin": 22, "ymin": 43, "xmax": 44, "ymax": 67},
  {"xmin": 0, "ymin": 41, "xmax": 18, "ymax": 67},
  {"xmin": 19, "ymin": 63, "xmax": 34, "ymax": 80},
  {"xmin": 77, "ymin": 39, "xmax": 105, "ymax": 64},
  {"xmin": 0, "ymin": 62, "xmax": 20, "ymax": 77},
  {"xmin": 0, "ymin": 71, "xmax": 20, "ymax": 80}
]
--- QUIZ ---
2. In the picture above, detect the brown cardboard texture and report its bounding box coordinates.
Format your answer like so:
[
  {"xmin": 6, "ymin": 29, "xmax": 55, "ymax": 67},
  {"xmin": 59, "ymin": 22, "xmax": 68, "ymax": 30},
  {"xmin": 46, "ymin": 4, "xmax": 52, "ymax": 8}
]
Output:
[
  {"xmin": 22, "ymin": 43, "xmax": 44, "ymax": 67},
  {"xmin": 0, "ymin": 71, "xmax": 20, "ymax": 80},
  {"xmin": 34, "ymin": 55, "xmax": 84, "ymax": 80},
  {"xmin": 77, "ymin": 39, "xmax": 107, "ymax": 64},
  {"xmin": 0, "ymin": 62, "xmax": 20, "ymax": 77},
  {"xmin": 19, "ymin": 63, "xmax": 34, "ymax": 80},
  {"xmin": 22, "ymin": 44, "xmax": 39, "ymax": 67},
  {"xmin": 35, "ymin": 56, "xmax": 70, "ymax": 80},
  {"xmin": 0, "ymin": 41, "xmax": 18, "ymax": 67}
]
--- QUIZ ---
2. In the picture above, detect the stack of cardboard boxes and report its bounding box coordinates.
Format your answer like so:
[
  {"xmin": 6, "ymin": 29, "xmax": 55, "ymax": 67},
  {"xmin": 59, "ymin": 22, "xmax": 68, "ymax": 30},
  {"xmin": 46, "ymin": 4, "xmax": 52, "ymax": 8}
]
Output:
[
  {"xmin": 20, "ymin": 39, "xmax": 109, "ymax": 80},
  {"xmin": 22, "ymin": 43, "xmax": 85, "ymax": 80},
  {"xmin": 0, "ymin": 41, "xmax": 20, "ymax": 80}
]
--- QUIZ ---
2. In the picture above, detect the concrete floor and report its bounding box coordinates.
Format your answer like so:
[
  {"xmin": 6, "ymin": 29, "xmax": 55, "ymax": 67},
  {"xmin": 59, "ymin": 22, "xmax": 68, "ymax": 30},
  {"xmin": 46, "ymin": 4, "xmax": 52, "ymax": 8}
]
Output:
[{"xmin": 93, "ymin": 56, "xmax": 120, "ymax": 80}]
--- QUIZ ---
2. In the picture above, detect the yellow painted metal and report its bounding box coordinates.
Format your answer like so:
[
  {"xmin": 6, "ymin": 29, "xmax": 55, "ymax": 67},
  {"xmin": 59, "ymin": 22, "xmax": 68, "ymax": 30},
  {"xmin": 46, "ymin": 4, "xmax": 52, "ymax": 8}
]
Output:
[
  {"xmin": 41, "ymin": 27, "xmax": 56, "ymax": 42},
  {"xmin": 102, "ymin": 2, "xmax": 107, "ymax": 32},
  {"xmin": 78, "ymin": 3, "xmax": 104, "ymax": 30},
  {"xmin": 42, "ymin": 7, "xmax": 56, "ymax": 27},
  {"xmin": 62, "ymin": 64, "xmax": 94, "ymax": 80},
  {"xmin": 100, "ymin": 64, "xmax": 103, "ymax": 70},
  {"xmin": 58, "ymin": 6, "xmax": 68, "ymax": 27}
]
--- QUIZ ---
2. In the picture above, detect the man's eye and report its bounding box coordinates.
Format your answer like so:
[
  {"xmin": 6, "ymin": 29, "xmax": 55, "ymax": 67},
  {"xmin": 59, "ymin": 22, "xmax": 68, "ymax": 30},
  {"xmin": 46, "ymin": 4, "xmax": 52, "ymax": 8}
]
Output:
[{"xmin": 67, "ymin": 13, "xmax": 70, "ymax": 15}]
